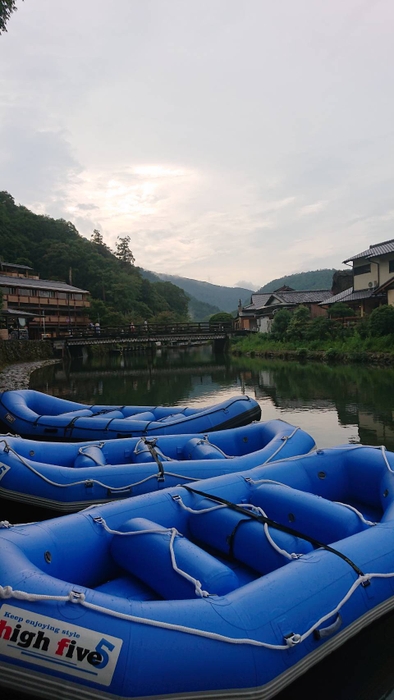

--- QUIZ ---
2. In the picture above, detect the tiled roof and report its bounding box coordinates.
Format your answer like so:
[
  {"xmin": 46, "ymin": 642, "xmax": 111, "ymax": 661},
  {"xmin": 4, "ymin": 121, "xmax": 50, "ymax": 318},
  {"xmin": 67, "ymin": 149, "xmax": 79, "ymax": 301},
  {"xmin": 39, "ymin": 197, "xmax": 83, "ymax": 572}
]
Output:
[
  {"xmin": 249, "ymin": 293, "xmax": 271, "ymax": 310},
  {"xmin": 0, "ymin": 274, "xmax": 89, "ymax": 294},
  {"xmin": 0, "ymin": 262, "xmax": 33, "ymax": 270},
  {"xmin": 322, "ymin": 288, "xmax": 376, "ymax": 305},
  {"xmin": 240, "ymin": 289, "xmax": 332, "ymax": 313},
  {"xmin": 343, "ymin": 239, "xmax": 394, "ymax": 263},
  {"xmin": 273, "ymin": 290, "xmax": 332, "ymax": 304}
]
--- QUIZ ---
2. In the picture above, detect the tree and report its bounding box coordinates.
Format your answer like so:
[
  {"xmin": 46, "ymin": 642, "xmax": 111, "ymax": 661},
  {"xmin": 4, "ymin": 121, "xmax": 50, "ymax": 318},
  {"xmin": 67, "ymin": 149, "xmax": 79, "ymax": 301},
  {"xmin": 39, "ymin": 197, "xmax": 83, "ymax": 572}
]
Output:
[
  {"xmin": 286, "ymin": 306, "xmax": 310, "ymax": 341},
  {"xmin": 0, "ymin": 191, "xmax": 208, "ymax": 326},
  {"xmin": 270, "ymin": 308, "xmax": 291, "ymax": 340},
  {"xmin": 368, "ymin": 305, "xmax": 394, "ymax": 337},
  {"xmin": 304, "ymin": 316, "xmax": 334, "ymax": 341},
  {"xmin": 154, "ymin": 281, "xmax": 189, "ymax": 319},
  {"xmin": 91, "ymin": 229, "xmax": 105, "ymax": 246},
  {"xmin": 328, "ymin": 302, "xmax": 355, "ymax": 319},
  {"xmin": 115, "ymin": 235, "xmax": 135, "ymax": 265},
  {"xmin": 209, "ymin": 312, "xmax": 233, "ymax": 323},
  {"xmin": 0, "ymin": 1, "xmax": 22, "ymax": 35}
]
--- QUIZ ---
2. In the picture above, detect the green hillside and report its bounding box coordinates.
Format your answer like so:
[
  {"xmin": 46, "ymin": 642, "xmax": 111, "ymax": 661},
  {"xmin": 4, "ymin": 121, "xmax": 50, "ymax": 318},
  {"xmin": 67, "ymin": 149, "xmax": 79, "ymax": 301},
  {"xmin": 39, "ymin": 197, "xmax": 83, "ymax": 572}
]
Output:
[
  {"xmin": 0, "ymin": 191, "xmax": 346, "ymax": 324},
  {"xmin": 257, "ymin": 269, "xmax": 340, "ymax": 293},
  {"xmin": 140, "ymin": 269, "xmax": 221, "ymax": 320},
  {"xmin": 0, "ymin": 191, "xmax": 189, "ymax": 326},
  {"xmin": 149, "ymin": 272, "xmax": 254, "ymax": 313}
]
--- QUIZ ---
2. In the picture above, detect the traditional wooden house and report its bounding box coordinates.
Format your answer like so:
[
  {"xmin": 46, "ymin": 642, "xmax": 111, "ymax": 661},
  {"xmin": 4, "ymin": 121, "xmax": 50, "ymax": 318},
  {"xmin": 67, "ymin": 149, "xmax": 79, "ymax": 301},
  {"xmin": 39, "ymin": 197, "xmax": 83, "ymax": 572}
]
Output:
[
  {"xmin": 0, "ymin": 262, "xmax": 90, "ymax": 339},
  {"xmin": 236, "ymin": 286, "xmax": 332, "ymax": 333},
  {"xmin": 322, "ymin": 239, "xmax": 394, "ymax": 316}
]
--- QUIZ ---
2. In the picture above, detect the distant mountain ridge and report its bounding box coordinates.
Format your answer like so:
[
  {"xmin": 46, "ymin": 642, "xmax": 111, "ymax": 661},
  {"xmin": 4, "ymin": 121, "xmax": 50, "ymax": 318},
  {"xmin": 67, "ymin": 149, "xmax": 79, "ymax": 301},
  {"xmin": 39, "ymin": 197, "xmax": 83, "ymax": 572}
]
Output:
[
  {"xmin": 141, "ymin": 268, "xmax": 343, "ymax": 319},
  {"xmin": 141, "ymin": 270, "xmax": 253, "ymax": 315},
  {"xmin": 257, "ymin": 269, "xmax": 339, "ymax": 293}
]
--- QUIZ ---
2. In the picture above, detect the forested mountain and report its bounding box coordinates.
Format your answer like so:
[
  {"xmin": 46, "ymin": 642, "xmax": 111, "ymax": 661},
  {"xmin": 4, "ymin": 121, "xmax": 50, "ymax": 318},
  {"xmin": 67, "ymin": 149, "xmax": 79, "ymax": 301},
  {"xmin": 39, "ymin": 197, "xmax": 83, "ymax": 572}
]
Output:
[
  {"xmin": 140, "ymin": 269, "xmax": 221, "ymax": 320},
  {"xmin": 145, "ymin": 269, "xmax": 343, "ymax": 313},
  {"xmin": 147, "ymin": 272, "xmax": 254, "ymax": 313},
  {"xmin": 257, "ymin": 269, "xmax": 339, "ymax": 293},
  {"xmin": 0, "ymin": 191, "xmax": 189, "ymax": 326},
  {"xmin": 0, "ymin": 191, "xmax": 345, "ymax": 324}
]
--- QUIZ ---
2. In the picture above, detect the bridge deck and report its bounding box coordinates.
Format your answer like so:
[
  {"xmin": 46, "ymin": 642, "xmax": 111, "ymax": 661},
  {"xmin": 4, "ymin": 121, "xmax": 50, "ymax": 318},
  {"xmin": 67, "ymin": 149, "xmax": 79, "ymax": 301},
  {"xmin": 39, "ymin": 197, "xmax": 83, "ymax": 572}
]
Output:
[{"xmin": 54, "ymin": 322, "xmax": 234, "ymax": 349}]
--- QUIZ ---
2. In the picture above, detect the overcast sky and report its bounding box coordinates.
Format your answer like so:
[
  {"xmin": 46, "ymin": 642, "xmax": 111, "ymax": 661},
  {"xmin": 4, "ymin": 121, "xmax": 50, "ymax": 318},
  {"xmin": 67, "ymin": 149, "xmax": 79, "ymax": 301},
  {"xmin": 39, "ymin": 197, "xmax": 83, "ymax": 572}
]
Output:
[{"xmin": 0, "ymin": 0, "xmax": 393, "ymax": 289}]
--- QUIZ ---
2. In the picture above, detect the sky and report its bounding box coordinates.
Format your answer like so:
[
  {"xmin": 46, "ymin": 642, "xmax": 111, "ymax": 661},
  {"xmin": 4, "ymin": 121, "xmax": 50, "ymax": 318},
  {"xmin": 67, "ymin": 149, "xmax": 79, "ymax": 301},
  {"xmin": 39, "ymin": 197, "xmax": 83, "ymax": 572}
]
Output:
[{"xmin": 0, "ymin": 0, "xmax": 393, "ymax": 290}]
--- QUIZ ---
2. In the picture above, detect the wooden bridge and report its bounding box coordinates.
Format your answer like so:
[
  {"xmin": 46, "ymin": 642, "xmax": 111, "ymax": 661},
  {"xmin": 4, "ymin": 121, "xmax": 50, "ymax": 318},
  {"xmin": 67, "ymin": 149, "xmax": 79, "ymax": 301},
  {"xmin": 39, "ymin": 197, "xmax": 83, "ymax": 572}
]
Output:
[{"xmin": 53, "ymin": 321, "xmax": 235, "ymax": 355}]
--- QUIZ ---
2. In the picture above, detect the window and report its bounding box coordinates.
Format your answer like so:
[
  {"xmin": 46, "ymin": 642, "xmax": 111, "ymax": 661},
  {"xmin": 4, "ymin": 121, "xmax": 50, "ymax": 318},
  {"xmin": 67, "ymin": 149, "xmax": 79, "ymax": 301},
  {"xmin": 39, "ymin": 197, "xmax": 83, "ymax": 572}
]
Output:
[
  {"xmin": 19, "ymin": 288, "xmax": 32, "ymax": 296},
  {"xmin": 389, "ymin": 260, "xmax": 394, "ymax": 273},
  {"xmin": 354, "ymin": 263, "xmax": 371, "ymax": 276}
]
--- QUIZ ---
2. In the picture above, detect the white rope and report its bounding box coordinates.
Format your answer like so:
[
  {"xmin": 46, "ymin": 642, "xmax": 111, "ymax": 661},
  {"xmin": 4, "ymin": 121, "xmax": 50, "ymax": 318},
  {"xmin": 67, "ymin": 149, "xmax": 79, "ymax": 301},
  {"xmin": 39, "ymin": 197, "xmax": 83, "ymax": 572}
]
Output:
[
  {"xmin": 333, "ymin": 501, "xmax": 377, "ymax": 526},
  {"xmin": 93, "ymin": 517, "xmax": 210, "ymax": 597},
  {"xmin": 77, "ymin": 443, "xmax": 105, "ymax": 465},
  {"xmin": 0, "ymin": 440, "xmax": 199, "ymax": 491},
  {"xmin": 133, "ymin": 438, "xmax": 174, "ymax": 462},
  {"xmin": 172, "ymin": 497, "xmax": 304, "ymax": 560},
  {"xmin": 246, "ymin": 505, "xmax": 304, "ymax": 561},
  {"xmin": 380, "ymin": 445, "xmax": 394, "ymax": 473},
  {"xmin": 246, "ymin": 477, "xmax": 295, "ymax": 487},
  {"xmin": 198, "ymin": 437, "xmax": 232, "ymax": 459},
  {"xmin": 2, "ymin": 571, "xmax": 394, "ymax": 650},
  {"xmin": 167, "ymin": 528, "xmax": 210, "ymax": 597},
  {"xmin": 172, "ymin": 494, "xmax": 229, "ymax": 515},
  {"xmin": 162, "ymin": 471, "xmax": 199, "ymax": 482},
  {"xmin": 261, "ymin": 427, "xmax": 300, "ymax": 464},
  {"xmin": 246, "ymin": 480, "xmax": 377, "ymax": 528}
]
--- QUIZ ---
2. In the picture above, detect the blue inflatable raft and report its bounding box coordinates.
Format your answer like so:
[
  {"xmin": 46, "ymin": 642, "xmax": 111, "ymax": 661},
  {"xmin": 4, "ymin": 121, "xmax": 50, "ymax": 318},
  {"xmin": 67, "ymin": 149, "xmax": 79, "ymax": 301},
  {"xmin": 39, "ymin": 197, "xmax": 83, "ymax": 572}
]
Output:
[
  {"xmin": 0, "ymin": 390, "xmax": 261, "ymax": 441},
  {"xmin": 1, "ymin": 443, "xmax": 394, "ymax": 699},
  {"xmin": 0, "ymin": 419, "xmax": 315, "ymax": 512}
]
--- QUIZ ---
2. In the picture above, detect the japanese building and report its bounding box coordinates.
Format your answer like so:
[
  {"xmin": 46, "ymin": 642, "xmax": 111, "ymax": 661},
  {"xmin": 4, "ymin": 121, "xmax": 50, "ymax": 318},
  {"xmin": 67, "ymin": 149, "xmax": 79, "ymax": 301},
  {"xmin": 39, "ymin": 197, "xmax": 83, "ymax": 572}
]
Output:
[{"xmin": 0, "ymin": 262, "xmax": 91, "ymax": 339}]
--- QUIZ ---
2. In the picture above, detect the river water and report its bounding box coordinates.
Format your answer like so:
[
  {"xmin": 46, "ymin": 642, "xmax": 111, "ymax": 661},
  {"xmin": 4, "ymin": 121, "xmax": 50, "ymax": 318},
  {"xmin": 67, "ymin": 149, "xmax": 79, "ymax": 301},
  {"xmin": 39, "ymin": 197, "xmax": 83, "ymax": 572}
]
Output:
[
  {"xmin": 4, "ymin": 345, "xmax": 394, "ymax": 700},
  {"xmin": 29, "ymin": 345, "xmax": 394, "ymax": 451}
]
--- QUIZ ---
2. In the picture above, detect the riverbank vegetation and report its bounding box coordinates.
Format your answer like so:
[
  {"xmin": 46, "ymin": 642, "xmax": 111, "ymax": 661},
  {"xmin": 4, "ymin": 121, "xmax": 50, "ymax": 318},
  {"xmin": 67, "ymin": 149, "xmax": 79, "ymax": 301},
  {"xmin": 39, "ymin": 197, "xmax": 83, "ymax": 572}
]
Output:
[{"xmin": 231, "ymin": 304, "xmax": 394, "ymax": 365}]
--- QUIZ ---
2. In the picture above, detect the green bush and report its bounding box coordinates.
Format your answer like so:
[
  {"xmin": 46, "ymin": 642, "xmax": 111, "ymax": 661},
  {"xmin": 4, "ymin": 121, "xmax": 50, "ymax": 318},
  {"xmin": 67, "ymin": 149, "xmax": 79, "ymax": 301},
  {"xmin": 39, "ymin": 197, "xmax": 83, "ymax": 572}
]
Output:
[
  {"xmin": 324, "ymin": 347, "xmax": 340, "ymax": 363},
  {"xmin": 286, "ymin": 306, "xmax": 310, "ymax": 341},
  {"xmin": 304, "ymin": 317, "xmax": 334, "ymax": 341},
  {"xmin": 271, "ymin": 309, "xmax": 291, "ymax": 340},
  {"xmin": 347, "ymin": 350, "xmax": 368, "ymax": 363},
  {"xmin": 369, "ymin": 305, "xmax": 394, "ymax": 336},
  {"xmin": 328, "ymin": 302, "xmax": 356, "ymax": 319},
  {"xmin": 296, "ymin": 347, "xmax": 308, "ymax": 360}
]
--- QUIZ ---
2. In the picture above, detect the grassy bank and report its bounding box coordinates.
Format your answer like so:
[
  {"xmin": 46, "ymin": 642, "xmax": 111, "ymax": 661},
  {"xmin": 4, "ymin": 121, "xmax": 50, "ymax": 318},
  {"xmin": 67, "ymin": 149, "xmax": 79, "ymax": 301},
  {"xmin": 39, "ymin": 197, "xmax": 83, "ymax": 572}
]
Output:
[{"xmin": 230, "ymin": 333, "xmax": 394, "ymax": 365}]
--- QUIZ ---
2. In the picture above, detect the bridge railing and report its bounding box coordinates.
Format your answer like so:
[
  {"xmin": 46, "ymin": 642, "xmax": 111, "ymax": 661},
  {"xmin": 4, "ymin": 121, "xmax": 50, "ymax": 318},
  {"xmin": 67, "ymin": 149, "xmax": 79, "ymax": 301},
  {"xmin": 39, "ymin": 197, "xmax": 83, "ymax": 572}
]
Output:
[{"xmin": 61, "ymin": 321, "xmax": 234, "ymax": 340}]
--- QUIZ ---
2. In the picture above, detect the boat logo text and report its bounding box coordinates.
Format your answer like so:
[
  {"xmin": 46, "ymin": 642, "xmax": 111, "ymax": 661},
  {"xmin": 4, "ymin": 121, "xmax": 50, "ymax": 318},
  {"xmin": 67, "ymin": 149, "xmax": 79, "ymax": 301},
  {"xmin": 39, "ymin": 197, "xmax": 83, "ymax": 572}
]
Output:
[{"xmin": 0, "ymin": 604, "xmax": 123, "ymax": 686}]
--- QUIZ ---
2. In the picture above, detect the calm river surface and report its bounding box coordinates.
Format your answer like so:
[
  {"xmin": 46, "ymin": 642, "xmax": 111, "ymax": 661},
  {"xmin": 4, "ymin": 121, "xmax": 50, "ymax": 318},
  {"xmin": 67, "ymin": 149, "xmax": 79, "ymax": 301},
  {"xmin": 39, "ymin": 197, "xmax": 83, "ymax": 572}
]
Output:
[{"xmin": 4, "ymin": 345, "xmax": 394, "ymax": 700}]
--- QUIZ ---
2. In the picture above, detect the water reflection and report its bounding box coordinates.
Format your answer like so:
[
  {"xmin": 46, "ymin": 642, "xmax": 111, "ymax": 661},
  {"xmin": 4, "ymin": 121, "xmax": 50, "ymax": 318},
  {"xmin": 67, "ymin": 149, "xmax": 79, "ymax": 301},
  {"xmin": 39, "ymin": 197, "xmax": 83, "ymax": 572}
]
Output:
[
  {"xmin": 29, "ymin": 348, "xmax": 394, "ymax": 451},
  {"xmin": 4, "ymin": 347, "xmax": 394, "ymax": 700}
]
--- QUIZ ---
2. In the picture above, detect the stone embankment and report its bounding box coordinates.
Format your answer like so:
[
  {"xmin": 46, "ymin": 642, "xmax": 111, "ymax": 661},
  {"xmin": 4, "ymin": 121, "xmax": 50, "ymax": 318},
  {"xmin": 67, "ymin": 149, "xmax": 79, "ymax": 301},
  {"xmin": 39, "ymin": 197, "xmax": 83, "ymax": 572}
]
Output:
[{"xmin": 0, "ymin": 340, "xmax": 58, "ymax": 391}]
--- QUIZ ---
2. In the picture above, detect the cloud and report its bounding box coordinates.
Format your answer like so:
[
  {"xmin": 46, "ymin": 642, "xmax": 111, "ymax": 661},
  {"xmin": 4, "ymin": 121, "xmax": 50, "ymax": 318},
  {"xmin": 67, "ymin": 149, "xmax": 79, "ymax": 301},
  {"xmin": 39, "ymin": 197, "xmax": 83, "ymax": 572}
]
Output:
[
  {"xmin": 0, "ymin": 0, "xmax": 394, "ymax": 287},
  {"xmin": 297, "ymin": 201, "xmax": 328, "ymax": 217},
  {"xmin": 75, "ymin": 203, "xmax": 99, "ymax": 211},
  {"xmin": 0, "ymin": 120, "xmax": 82, "ymax": 211}
]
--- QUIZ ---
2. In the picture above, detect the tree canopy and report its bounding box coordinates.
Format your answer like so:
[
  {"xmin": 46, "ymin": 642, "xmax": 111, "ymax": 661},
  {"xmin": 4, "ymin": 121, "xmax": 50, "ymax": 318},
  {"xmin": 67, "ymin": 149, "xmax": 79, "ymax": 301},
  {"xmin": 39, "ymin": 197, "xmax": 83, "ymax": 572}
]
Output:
[
  {"xmin": 0, "ymin": 1, "xmax": 22, "ymax": 34},
  {"xmin": 368, "ymin": 305, "xmax": 394, "ymax": 337},
  {"xmin": 0, "ymin": 191, "xmax": 189, "ymax": 326}
]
